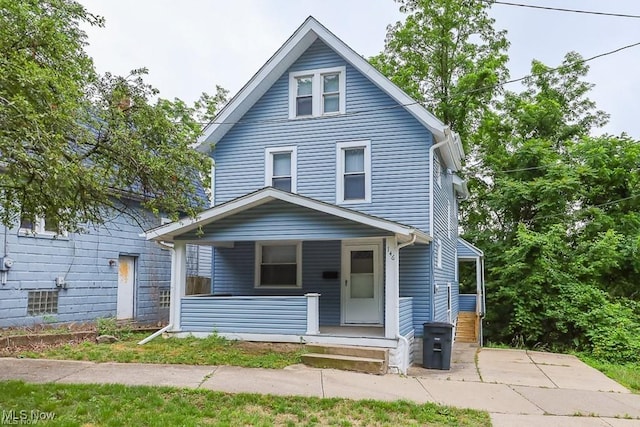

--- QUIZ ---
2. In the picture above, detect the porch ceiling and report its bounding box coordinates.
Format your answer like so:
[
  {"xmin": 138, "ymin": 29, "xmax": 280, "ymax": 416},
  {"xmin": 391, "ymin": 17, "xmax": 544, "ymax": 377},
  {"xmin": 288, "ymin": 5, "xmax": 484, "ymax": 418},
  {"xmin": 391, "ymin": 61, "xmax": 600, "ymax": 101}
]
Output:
[{"xmin": 145, "ymin": 188, "xmax": 430, "ymax": 244}]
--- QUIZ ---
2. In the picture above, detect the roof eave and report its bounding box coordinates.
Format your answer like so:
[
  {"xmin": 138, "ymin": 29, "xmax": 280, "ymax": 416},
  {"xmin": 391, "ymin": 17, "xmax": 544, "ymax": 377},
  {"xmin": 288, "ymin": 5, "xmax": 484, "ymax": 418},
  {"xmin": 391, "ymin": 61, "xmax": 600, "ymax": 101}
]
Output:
[{"xmin": 195, "ymin": 16, "xmax": 452, "ymax": 151}]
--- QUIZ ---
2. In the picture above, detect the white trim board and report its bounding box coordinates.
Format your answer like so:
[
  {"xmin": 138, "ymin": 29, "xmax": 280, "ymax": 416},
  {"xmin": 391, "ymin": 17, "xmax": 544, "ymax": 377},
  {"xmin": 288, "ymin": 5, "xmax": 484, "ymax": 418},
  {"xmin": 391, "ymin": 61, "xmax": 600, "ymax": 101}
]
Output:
[
  {"xmin": 195, "ymin": 16, "xmax": 464, "ymax": 171},
  {"xmin": 145, "ymin": 187, "xmax": 431, "ymax": 243}
]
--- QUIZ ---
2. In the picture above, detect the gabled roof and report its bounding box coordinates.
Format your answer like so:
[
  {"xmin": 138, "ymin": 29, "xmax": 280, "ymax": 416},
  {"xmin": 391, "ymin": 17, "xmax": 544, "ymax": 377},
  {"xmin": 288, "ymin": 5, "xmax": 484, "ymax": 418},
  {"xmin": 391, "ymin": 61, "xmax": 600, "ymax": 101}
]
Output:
[
  {"xmin": 457, "ymin": 238, "xmax": 484, "ymax": 258},
  {"xmin": 196, "ymin": 16, "xmax": 464, "ymax": 170},
  {"xmin": 145, "ymin": 187, "xmax": 431, "ymax": 244}
]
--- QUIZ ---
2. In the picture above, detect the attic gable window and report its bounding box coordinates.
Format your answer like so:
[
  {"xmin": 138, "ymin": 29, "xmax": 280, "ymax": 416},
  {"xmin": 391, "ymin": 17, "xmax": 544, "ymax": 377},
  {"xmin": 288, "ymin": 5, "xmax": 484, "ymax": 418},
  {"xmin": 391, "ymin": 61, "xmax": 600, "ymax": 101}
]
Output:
[{"xmin": 289, "ymin": 66, "xmax": 346, "ymax": 119}]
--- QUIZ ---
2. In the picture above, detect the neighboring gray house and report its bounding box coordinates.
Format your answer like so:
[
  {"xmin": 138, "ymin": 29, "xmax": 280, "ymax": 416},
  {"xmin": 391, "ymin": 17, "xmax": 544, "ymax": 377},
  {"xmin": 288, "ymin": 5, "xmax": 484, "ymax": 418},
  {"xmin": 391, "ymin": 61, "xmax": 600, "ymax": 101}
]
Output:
[
  {"xmin": 0, "ymin": 201, "xmax": 212, "ymax": 328},
  {"xmin": 145, "ymin": 17, "xmax": 484, "ymax": 373}
]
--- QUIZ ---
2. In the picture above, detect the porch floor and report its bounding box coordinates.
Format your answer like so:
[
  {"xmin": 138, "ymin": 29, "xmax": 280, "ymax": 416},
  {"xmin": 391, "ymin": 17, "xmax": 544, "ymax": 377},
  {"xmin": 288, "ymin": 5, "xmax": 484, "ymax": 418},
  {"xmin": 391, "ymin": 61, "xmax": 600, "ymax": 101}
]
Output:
[{"xmin": 319, "ymin": 326, "xmax": 385, "ymax": 338}]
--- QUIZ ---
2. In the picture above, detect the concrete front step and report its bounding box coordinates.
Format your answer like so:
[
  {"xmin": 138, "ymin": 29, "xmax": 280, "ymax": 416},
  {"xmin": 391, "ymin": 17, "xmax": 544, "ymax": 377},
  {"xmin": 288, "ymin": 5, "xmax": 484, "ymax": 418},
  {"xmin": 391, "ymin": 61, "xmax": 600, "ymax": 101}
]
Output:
[
  {"xmin": 305, "ymin": 344, "xmax": 388, "ymax": 361},
  {"xmin": 301, "ymin": 353, "xmax": 387, "ymax": 375}
]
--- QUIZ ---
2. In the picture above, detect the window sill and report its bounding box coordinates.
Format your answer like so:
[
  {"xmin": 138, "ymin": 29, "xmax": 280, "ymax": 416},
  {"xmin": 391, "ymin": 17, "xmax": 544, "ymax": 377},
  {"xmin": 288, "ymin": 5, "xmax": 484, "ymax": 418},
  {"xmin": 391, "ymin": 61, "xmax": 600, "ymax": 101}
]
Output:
[
  {"xmin": 254, "ymin": 285, "xmax": 303, "ymax": 290},
  {"xmin": 337, "ymin": 199, "xmax": 371, "ymax": 205},
  {"xmin": 18, "ymin": 230, "xmax": 69, "ymax": 241},
  {"xmin": 289, "ymin": 112, "xmax": 344, "ymax": 120}
]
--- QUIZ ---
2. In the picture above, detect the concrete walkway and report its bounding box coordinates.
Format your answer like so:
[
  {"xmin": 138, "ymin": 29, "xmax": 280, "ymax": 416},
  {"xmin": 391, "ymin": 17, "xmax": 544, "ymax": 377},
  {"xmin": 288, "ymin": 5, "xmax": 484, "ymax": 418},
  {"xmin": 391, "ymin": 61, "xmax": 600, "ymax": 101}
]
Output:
[{"xmin": 1, "ymin": 346, "xmax": 639, "ymax": 426}]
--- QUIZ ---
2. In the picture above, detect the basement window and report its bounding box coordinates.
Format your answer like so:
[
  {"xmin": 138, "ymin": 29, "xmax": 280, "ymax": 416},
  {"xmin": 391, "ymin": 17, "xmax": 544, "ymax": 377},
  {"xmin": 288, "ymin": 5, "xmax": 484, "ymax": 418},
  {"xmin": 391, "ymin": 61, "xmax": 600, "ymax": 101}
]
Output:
[
  {"xmin": 159, "ymin": 290, "xmax": 171, "ymax": 308},
  {"xmin": 27, "ymin": 290, "xmax": 59, "ymax": 315}
]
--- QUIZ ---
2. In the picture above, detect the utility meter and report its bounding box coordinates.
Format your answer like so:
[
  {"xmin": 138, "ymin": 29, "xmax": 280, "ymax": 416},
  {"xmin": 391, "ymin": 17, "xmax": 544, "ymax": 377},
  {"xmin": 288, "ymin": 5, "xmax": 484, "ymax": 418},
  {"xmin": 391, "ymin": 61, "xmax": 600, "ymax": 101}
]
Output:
[{"xmin": 1, "ymin": 256, "xmax": 14, "ymax": 271}]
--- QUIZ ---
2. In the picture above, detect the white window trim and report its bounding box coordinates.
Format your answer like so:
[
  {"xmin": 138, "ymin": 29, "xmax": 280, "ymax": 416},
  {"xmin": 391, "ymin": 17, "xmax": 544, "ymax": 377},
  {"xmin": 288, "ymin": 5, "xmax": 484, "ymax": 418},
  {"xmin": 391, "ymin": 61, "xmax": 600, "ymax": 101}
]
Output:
[
  {"xmin": 265, "ymin": 146, "xmax": 297, "ymax": 193},
  {"xmin": 336, "ymin": 140, "xmax": 371, "ymax": 205},
  {"xmin": 288, "ymin": 66, "xmax": 346, "ymax": 119},
  {"xmin": 436, "ymin": 238, "xmax": 442, "ymax": 269},
  {"xmin": 19, "ymin": 216, "xmax": 68, "ymax": 238},
  {"xmin": 254, "ymin": 241, "xmax": 303, "ymax": 289},
  {"xmin": 447, "ymin": 282, "xmax": 452, "ymax": 323},
  {"xmin": 447, "ymin": 199, "xmax": 452, "ymax": 239}
]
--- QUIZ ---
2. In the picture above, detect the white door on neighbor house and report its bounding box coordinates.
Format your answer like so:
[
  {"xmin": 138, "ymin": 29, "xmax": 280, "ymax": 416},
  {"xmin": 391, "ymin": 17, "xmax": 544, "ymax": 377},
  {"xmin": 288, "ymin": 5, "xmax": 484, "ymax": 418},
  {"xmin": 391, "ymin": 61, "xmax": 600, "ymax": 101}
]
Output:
[
  {"xmin": 117, "ymin": 255, "xmax": 136, "ymax": 319},
  {"xmin": 342, "ymin": 242, "xmax": 383, "ymax": 324}
]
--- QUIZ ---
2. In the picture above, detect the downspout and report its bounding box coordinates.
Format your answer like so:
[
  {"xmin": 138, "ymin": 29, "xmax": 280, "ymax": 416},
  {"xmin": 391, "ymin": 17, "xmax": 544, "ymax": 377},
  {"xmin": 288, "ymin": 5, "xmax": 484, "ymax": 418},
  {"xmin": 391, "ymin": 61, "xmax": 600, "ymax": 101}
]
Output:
[
  {"xmin": 138, "ymin": 240, "xmax": 175, "ymax": 345},
  {"xmin": 480, "ymin": 256, "xmax": 486, "ymax": 347},
  {"xmin": 397, "ymin": 233, "xmax": 416, "ymax": 250},
  {"xmin": 429, "ymin": 131, "xmax": 451, "ymax": 322},
  {"xmin": 389, "ymin": 233, "xmax": 417, "ymax": 374}
]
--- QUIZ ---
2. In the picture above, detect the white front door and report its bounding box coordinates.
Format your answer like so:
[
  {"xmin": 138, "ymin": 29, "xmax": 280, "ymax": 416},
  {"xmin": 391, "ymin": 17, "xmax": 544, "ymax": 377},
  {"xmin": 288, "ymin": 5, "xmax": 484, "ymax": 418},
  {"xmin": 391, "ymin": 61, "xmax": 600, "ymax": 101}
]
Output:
[
  {"xmin": 117, "ymin": 256, "xmax": 135, "ymax": 319},
  {"xmin": 342, "ymin": 242, "xmax": 383, "ymax": 324}
]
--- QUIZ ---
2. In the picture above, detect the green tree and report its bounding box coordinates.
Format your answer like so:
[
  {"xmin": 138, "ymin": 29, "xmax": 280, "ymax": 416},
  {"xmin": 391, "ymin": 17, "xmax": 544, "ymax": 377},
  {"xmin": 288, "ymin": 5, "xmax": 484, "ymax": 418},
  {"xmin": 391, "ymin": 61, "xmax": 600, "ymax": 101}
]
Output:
[
  {"xmin": 0, "ymin": 0, "xmax": 225, "ymax": 230},
  {"xmin": 465, "ymin": 54, "xmax": 640, "ymax": 358},
  {"xmin": 370, "ymin": 0, "xmax": 510, "ymax": 144}
]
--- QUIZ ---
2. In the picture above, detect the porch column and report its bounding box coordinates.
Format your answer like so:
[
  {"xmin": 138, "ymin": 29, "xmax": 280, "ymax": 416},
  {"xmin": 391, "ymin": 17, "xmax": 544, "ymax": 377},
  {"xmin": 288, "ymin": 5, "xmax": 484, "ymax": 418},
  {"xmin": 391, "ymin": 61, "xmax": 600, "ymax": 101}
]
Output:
[
  {"xmin": 305, "ymin": 293, "xmax": 320, "ymax": 335},
  {"xmin": 170, "ymin": 241, "xmax": 187, "ymax": 332},
  {"xmin": 385, "ymin": 237, "xmax": 400, "ymax": 339},
  {"xmin": 476, "ymin": 256, "xmax": 482, "ymax": 315}
]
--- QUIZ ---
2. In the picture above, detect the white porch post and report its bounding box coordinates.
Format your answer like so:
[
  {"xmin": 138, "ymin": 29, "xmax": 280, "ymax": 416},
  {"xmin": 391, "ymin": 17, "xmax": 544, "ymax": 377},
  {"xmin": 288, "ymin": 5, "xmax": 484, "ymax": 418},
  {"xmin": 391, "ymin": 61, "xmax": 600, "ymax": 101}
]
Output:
[
  {"xmin": 476, "ymin": 256, "xmax": 482, "ymax": 315},
  {"xmin": 305, "ymin": 293, "xmax": 321, "ymax": 335},
  {"xmin": 170, "ymin": 241, "xmax": 187, "ymax": 332},
  {"xmin": 385, "ymin": 236, "xmax": 400, "ymax": 339}
]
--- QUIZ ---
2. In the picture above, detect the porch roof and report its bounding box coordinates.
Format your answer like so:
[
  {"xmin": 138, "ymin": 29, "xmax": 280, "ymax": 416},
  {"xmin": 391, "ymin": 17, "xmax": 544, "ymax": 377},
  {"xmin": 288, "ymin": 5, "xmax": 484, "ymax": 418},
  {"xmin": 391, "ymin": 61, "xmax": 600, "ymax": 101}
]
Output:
[
  {"xmin": 457, "ymin": 237, "xmax": 484, "ymax": 259},
  {"xmin": 145, "ymin": 187, "xmax": 431, "ymax": 244}
]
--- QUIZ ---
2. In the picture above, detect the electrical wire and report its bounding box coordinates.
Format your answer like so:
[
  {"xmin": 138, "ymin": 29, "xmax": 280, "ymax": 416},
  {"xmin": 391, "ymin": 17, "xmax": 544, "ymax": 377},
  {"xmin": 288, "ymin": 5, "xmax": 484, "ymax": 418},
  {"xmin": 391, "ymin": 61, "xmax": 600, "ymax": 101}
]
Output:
[
  {"xmin": 489, "ymin": 1, "xmax": 640, "ymax": 19},
  {"xmin": 195, "ymin": 40, "xmax": 640, "ymax": 126}
]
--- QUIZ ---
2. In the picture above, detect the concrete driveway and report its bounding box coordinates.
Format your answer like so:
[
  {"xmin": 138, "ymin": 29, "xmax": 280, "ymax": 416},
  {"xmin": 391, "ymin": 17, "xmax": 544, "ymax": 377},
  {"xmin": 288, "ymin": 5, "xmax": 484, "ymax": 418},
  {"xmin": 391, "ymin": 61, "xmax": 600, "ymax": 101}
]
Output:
[
  {"xmin": 1, "ymin": 345, "xmax": 639, "ymax": 426},
  {"xmin": 409, "ymin": 345, "xmax": 639, "ymax": 426}
]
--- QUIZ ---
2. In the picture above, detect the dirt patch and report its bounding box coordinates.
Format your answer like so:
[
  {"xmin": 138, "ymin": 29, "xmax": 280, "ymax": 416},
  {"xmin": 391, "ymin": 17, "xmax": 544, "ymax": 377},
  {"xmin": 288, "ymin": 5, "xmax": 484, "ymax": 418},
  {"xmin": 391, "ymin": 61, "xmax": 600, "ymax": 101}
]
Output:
[{"xmin": 235, "ymin": 341, "xmax": 304, "ymax": 355}]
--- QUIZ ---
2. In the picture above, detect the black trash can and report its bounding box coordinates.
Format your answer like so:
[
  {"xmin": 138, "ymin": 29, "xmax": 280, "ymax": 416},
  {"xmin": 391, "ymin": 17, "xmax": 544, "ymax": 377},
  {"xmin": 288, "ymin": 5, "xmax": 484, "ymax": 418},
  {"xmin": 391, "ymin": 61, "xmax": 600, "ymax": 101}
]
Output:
[{"xmin": 422, "ymin": 322, "xmax": 453, "ymax": 370}]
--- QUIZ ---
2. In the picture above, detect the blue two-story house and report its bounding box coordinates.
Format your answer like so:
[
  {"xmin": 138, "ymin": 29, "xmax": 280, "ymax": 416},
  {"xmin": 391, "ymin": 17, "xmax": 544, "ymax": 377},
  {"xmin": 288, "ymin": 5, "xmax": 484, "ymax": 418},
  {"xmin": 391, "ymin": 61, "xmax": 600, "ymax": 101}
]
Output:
[{"xmin": 146, "ymin": 17, "xmax": 484, "ymax": 373}]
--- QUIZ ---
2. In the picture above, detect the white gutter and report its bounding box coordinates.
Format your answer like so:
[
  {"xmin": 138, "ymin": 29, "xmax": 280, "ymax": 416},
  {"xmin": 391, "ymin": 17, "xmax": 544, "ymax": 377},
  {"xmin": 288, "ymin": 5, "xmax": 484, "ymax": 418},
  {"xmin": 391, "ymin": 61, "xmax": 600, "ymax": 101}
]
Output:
[
  {"xmin": 429, "ymin": 132, "xmax": 450, "ymax": 237},
  {"xmin": 397, "ymin": 233, "xmax": 417, "ymax": 250},
  {"xmin": 139, "ymin": 242, "xmax": 175, "ymax": 345}
]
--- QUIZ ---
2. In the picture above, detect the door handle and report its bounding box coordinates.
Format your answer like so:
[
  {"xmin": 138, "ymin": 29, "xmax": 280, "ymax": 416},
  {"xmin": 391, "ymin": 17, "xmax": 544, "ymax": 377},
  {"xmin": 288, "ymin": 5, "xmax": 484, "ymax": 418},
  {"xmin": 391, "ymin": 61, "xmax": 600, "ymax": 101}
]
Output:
[{"xmin": 345, "ymin": 279, "xmax": 348, "ymax": 287}]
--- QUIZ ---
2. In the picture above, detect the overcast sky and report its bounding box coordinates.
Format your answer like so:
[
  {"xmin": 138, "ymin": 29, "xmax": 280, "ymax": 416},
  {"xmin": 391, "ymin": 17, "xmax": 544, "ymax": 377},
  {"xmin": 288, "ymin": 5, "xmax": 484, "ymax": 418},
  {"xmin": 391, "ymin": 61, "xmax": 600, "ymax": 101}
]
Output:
[{"xmin": 78, "ymin": 0, "xmax": 640, "ymax": 138}]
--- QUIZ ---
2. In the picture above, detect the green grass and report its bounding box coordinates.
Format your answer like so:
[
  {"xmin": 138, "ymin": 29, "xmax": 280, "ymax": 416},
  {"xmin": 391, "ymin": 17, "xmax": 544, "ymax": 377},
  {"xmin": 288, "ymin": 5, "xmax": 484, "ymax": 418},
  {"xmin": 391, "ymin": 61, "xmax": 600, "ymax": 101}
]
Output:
[
  {"xmin": 16, "ymin": 332, "xmax": 304, "ymax": 369},
  {"xmin": 0, "ymin": 380, "xmax": 491, "ymax": 426},
  {"xmin": 579, "ymin": 355, "xmax": 640, "ymax": 393}
]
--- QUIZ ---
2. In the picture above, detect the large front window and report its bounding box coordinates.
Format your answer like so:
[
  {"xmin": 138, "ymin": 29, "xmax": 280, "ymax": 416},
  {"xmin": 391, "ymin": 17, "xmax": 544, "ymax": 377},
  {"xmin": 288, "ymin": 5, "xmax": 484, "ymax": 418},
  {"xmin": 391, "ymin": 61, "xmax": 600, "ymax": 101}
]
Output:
[
  {"xmin": 265, "ymin": 146, "xmax": 297, "ymax": 193},
  {"xmin": 289, "ymin": 67, "xmax": 345, "ymax": 119},
  {"xmin": 255, "ymin": 242, "xmax": 302, "ymax": 288},
  {"xmin": 336, "ymin": 140, "xmax": 371, "ymax": 204}
]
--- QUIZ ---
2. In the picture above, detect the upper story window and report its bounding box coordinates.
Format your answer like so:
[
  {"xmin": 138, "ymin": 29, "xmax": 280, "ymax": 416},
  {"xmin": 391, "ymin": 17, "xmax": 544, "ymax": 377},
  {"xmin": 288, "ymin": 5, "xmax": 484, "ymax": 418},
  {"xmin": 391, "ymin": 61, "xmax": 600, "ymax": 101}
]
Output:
[
  {"xmin": 255, "ymin": 241, "xmax": 302, "ymax": 288},
  {"xmin": 265, "ymin": 146, "xmax": 297, "ymax": 193},
  {"xmin": 289, "ymin": 66, "xmax": 346, "ymax": 119},
  {"xmin": 19, "ymin": 216, "xmax": 67, "ymax": 238},
  {"xmin": 434, "ymin": 157, "xmax": 442, "ymax": 188},
  {"xmin": 336, "ymin": 140, "xmax": 371, "ymax": 204}
]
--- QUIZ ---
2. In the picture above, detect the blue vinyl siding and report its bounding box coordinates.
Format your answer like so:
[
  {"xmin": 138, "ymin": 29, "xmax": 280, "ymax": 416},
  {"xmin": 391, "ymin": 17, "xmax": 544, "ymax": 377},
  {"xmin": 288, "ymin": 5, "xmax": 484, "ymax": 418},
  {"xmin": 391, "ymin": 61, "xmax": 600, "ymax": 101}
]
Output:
[
  {"xmin": 181, "ymin": 296, "xmax": 307, "ymax": 334},
  {"xmin": 213, "ymin": 240, "xmax": 341, "ymax": 326},
  {"xmin": 459, "ymin": 294, "xmax": 476, "ymax": 312},
  {"xmin": 399, "ymin": 244, "xmax": 431, "ymax": 336},
  {"xmin": 432, "ymin": 153, "xmax": 460, "ymax": 323},
  {"xmin": 178, "ymin": 200, "xmax": 390, "ymax": 242},
  {"xmin": 457, "ymin": 238, "xmax": 482, "ymax": 258},
  {"xmin": 213, "ymin": 39, "xmax": 433, "ymax": 231},
  {"xmin": 399, "ymin": 297, "xmax": 414, "ymax": 336},
  {"xmin": 0, "ymin": 204, "xmax": 171, "ymax": 327}
]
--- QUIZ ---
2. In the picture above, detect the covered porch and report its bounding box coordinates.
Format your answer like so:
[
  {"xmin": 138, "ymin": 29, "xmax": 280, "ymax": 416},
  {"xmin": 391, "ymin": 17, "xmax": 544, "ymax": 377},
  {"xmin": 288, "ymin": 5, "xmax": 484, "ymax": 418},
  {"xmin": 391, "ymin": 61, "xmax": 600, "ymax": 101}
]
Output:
[
  {"xmin": 145, "ymin": 188, "xmax": 428, "ymax": 365},
  {"xmin": 456, "ymin": 238, "xmax": 485, "ymax": 345}
]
